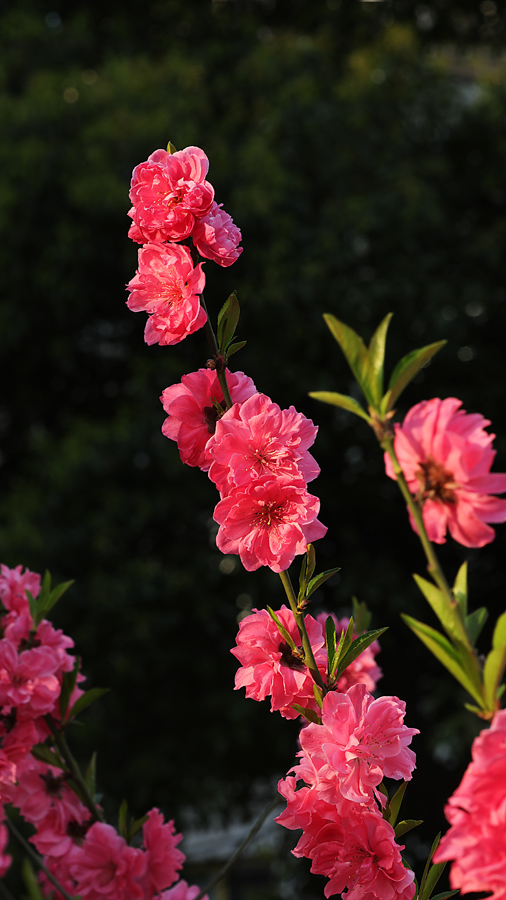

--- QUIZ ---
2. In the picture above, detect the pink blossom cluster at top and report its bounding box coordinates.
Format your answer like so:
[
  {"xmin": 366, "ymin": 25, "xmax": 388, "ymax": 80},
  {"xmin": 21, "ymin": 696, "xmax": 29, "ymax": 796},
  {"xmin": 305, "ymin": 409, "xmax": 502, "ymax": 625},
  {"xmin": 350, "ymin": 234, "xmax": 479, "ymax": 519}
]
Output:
[
  {"xmin": 0, "ymin": 564, "xmax": 206, "ymax": 900},
  {"xmin": 161, "ymin": 380, "xmax": 327, "ymax": 572},
  {"xmin": 231, "ymin": 606, "xmax": 382, "ymax": 719},
  {"xmin": 126, "ymin": 145, "xmax": 243, "ymax": 347},
  {"xmin": 433, "ymin": 707, "xmax": 506, "ymax": 900},
  {"xmin": 385, "ymin": 397, "xmax": 506, "ymax": 548},
  {"xmin": 276, "ymin": 683, "xmax": 418, "ymax": 899}
]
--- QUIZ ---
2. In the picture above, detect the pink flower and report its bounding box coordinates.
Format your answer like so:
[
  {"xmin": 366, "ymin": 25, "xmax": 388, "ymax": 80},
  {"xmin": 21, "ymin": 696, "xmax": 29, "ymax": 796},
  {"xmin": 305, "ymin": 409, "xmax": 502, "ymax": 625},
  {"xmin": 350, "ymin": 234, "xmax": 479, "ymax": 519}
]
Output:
[
  {"xmin": 128, "ymin": 147, "xmax": 214, "ymax": 243},
  {"xmin": 68, "ymin": 822, "xmax": 145, "ymax": 900},
  {"xmin": 160, "ymin": 368, "xmax": 256, "ymax": 469},
  {"xmin": 433, "ymin": 708, "xmax": 506, "ymax": 900},
  {"xmin": 141, "ymin": 808, "xmax": 185, "ymax": 895},
  {"xmin": 0, "ymin": 640, "xmax": 60, "ymax": 718},
  {"xmin": 192, "ymin": 201, "xmax": 243, "ymax": 267},
  {"xmin": 231, "ymin": 605, "xmax": 327, "ymax": 719},
  {"xmin": 206, "ymin": 393, "xmax": 320, "ymax": 497},
  {"xmin": 316, "ymin": 614, "xmax": 382, "ymax": 694},
  {"xmin": 10, "ymin": 756, "xmax": 87, "ymax": 829},
  {"xmin": 308, "ymin": 808, "xmax": 415, "ymax": 900},
  {"xmin": 385, "ymin": 398, "xmax": 506, "ymax": 547},
  {"xmin": 126, "ymin": 242, "xmax": 206, "ymax": 347},
  {"xmin": 0, "ymin": 563, "xmax": 40, "ymax": 617},
  {"xmin": 299, "ymin": 684, "xmax": 418, "ymax": 805},
  {"xmin": 214, "ymin": 475, "xmax": 327, "ymax": 573},
  {"xmin": 162, "ymin": 880, "xmax": 209, "ymax": 900}
]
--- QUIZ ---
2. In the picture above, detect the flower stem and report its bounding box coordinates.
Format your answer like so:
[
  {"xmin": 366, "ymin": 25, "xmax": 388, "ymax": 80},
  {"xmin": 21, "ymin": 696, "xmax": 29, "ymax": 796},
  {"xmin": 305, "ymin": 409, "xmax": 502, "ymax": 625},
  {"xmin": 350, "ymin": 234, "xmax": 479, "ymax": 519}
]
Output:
[
  {"xmin": 45, "ymin": 716, "xmax": 104, "ymax": 823},
  {"xmin": 279, "ymin": 570, "xmax": 325, "ymax": 690},
  {"xmin": 200, "ymin": 294, "xmax": 233, "ymax": 410},
  {"xmin": 6, "ymin": 817, "xmax": 77, "ymax": 900}
]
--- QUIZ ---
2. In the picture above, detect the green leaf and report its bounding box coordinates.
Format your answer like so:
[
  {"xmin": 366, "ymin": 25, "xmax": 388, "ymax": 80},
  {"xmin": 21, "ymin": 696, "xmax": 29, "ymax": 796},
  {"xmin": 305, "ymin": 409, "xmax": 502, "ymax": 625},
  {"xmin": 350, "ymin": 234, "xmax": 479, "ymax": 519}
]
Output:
[
  {"xmin": 368, "ymin": 313, "xmax": 393, "ymax": 403},
  {"xmin": 413, "ymin": 574, "xmax": 465, "ymax": 644},
  {"xmin": 352, "ymin": 596, "xmax": 371, "ymax": 635},
  {"xmin": 217, "ymin": 291, "xmax": 240, "ymax": 353},
  {"xmin": 308, "ymin": 390, "xmax": 371, "ymax": 422},
  {"xmin": 306, "ymin": 543, "xmax": 316, "ymax": 583},
  {"xmin": 452, "ymin": 561, "xmax": 468, "ymax": 617},
  {"xmin": 419, "ymin": 833, "xmax": 441, "ymax": 898},
  {"xmin": 402, "ymin": 615, "xmax": 484, "ymax": 707},
  {"xmin": 266, "ymin": 605, "xmax": 297, "ymax": 651},
  {"xmin": 68, "ymin": 687, "xmax": 110, "ymax": 721},
  {"xmin": 85, "ymin": 752, "xmax": 97, "ymax": 800},
  {"xmin": 291, "ymin": 703, "xmax": 321, "ymax": 724},
  {"xmin": 306, "ymin": 567, "xmax": 341, "ymax": 599},
  {"xmin": 483, "ymin": 610, "xmax": 506, "ymax": 708},
  {"xmin": 118, "ymin": 798, "xmax": 128, "ymax": 840},
  {"xmin": 313, "ymin": 683, "xmax": 323, "ymax": 710},
  {"xmin": 465, "ymin": 607, "xmax": 488, "ymax": 645},
  {"xmin": 385, "ymin": 340, "xmax": 446, "ymax": 412},
  {"xmin": 43, "ymin": 579, "xmax": 74, "ymax": 618},
  {"xmin": 333, "ymin": 627, "xmax": 388, "ymax": 682},
  {"xmin": 298, "ymin": 552, "xmax": 308, "ymax": 598},
  {"xmin": 129, "ymin": 813, "xmax": 149, "ymax": 843},
  {"xmin": 226, "ymin": 340, "xmax": 246, "ymax": 357},
  {"xmin": 22, "ymin": 859, "xmax": 46, "ymax": 900},
  {"xmin": 325, "ymin": 615, "xmax": 337, "ymax": 676},
  {"xmin": 427, "ymin": 892, "xmax": 459, "ymax": 900},
  {"xmin": 31, "ymin": 743, "xmax": 65, "ymax": 769},
  {"xmin": 331, "ymin": 617, "xmax": 355, "ymax": 678},
  {"xmin": 322, "ymin": 314, "xmax": 377, "ymax": 407},
  {"xmin": 395, "ymin": 818, "xmax": 423, "ymax": 838},
  {"xmin": 166, "ymin": 140, "xmax": 176, "ymax": 153},
  {"xmin": 59, "ymin": 655, "xmax": 80, "ymax": 721},
  {"xmin": 420, "ymin": 860, "xmax": 447, "ymax": 900},
  {"xmin": 386, "ymin": 780, "xmax": 408, "ymax": 828}
]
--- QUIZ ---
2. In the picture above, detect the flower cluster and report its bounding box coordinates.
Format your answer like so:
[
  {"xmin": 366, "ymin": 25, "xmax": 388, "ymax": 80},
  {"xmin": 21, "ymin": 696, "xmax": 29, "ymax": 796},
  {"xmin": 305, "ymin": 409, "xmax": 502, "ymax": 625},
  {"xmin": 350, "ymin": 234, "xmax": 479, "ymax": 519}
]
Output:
[
  {"xmin": 385, "ymin": 397, "xmax": 506, "ymax": 548},
  {"xmin": 126, "ymin": 145, "xmax": 242, "ymax": 347},
  {"xmin": 0, "ymin": 564, "xmax": 206, "ymax": 900},
  {"xmin": 231, "ymin": 606, "xmax": 382, "ymax": 719},
  {"xmin": 276, "ymin": 684, "xmax": 418, "ymax": 899},
  {"xmin": 433, "ymin": 707, "xmax": 506, "ymax": 900}
]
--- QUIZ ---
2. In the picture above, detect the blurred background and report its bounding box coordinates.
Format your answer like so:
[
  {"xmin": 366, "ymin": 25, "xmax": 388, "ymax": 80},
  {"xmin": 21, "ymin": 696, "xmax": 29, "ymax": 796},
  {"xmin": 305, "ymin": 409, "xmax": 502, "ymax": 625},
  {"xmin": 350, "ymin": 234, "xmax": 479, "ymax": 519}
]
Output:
[{"xmin": 1, "ymin": 0, "xmax": 505, "ymax": 896}]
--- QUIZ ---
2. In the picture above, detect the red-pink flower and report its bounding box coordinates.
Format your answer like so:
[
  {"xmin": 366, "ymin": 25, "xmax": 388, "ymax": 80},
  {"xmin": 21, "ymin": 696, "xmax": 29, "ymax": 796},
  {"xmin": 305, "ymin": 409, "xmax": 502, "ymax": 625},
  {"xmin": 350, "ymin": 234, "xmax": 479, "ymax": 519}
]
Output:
[
  {"xmin": 433, "ymin": 708, "xmax": 506, "ymax": 900},
  {"xmin": 316, "ymin": 614, "xmax": 382, "ymax": 694},
  {"xmin": 385, "ymin": 397, "xmax": 506, "ymax": 547},
  {"xmin": 214, "ymin": 475, "xmax": 327, "ymax": 573},
  {"xmin": 308, "ymin": 808, "xmax": 415, "ymax": 900},
  {"xmin": 141, "ymin": 808, "xmax": 185, "ymax": 896},
  {"xmin": 231, "ymin": 605, "xmax": 327, "ymax": 719},
  {"xmin": 161, "ymin": 881, "xmax": 209, "ymax": 900},
  {"xmin": 0, "ymin": 640, "xmax": 60, "ymax": 718},
  {"xmin": 68, "ymin": 822, "xmax": 145, "ymax": 900},
  {"xmin": 10, "ymin": 756, "xmax": 87, "ymax": 829},
  {"xmin": 299, "ymin": 684, "xmax": 418, "ymax": 805},
  {"xmin": 160, "ymin": 368, "xmax": 256, "ymax": 469},
  {"xmin": 126, "ymin": 242, "xmax": 206, "ymax": 347},
  {"xmin": 0, "ymin": 563, "xmax": 40, "ymax": 617},
  {"xmin": 207, "ymin": 392, "xmax": 320, "ymax": 497},
  {"xmin": 192, "ymin": 201, "xmax": 243, "ymax": 267},
  {"xmin": 128, "ymin": 147, "xmax": 214, "ymax": 243}
]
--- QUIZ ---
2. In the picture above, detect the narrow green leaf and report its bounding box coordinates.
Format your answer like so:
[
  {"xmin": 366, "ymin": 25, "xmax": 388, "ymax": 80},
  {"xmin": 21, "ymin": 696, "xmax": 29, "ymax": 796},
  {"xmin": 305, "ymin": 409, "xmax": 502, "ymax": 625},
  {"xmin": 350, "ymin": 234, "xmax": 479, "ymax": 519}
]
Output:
[
  {"xmin": 427, "ymin": 892, "xmax": 459, "ymax": 900},
  {"xmin": 59, "ymin": 655, "xmax": 80, "ymax": 721},
  {"xmin": 333, "ymin": 627, "xmax": 388, "ymax": 682},
  {"xmin": 453, "ymin": 561, "xmax": 468, "ymax": 617},
  {"xmin": 483, "ymin": 610, "xmax": 506, "ymax": 707},
  {"xmin": 395, "ymin": 818, "xmax": 423, "ymax": 838},
  {"xmin": 352, "ymin": 596, "xmax": 371, "ymax": 635},
  {"xmin": 85, "ymin": 752, "xmax": 97, "ymax": 800},
  {"xmin": 68, "ymin": 687, "xmax": 110, "ymax": 721},
  {"xmin": 118, "ymin": 799, "xmax": 128, "ymax": 840},
  {"xmin": 386, "ymin": 341, "xmax": 446, "ymax": 411},
  {"xmin": 419, "ymin": 833, "xmax": 441, "ymax": 897},
  {"xmin": 420, "ymin": 860, "xmax": 447, "ymax": 900},
  {"xmin": 291, "ymin": 703, "xmax": 321, "ymax": 724},
  {"xmin": 216, "ymin": 293, "xmax": 233, "ymax": 346},
  {"xmin": 31, "ymin": 743, "xmax": 65, "ymax": 769},
  {"xmin": 308, "ymin": 391, "xmax": 371, "ymax": 422},
  {"xmin": 298, "ymin": 553, "xmax": 308, "ymax": 598},
  {"xmin": 22, "ymin": 859, "xmax": 46, "ymax": 900},
  {"xmin": 402, "ymin": 615, "xmax": 484, "ymax": 707},
  {"xmin": 368, "ymin": 313, "xmax": 393, "ymax": 403},
  {"xmin": 325, "ymin": 615, "xmax": 337, "ymax": 676},
  {"xmin": 465, "ymin": 607, "xmax": 488, "ymax": 645},
  {"xmin": 25, "ymin": 590, "xmax": 38, "ymax": 624},
  {"xmin": 413, "ymin": 574, "xmax": 464, "ymax": 644},
  {"xmin": 331, "ymin": 617, "xmax": 355, "ymax": 678},
  {"xmin": 387, "ymin": 780, "xmax": 408, "ymax": 828},
  {"xmin": 323, "ymin": 314, "xmax": 377, "ymax": 406},
  {"xmin": 226, "ymin": 340, "xmax": 247, "ymax": 358},
  {"xmin": 266, "ymin": 605, "xmax": 297, "ymax": 651},
  {"xmin": 306, "ymin": 567, "xmax": 341, "ymax": 598},
  {"xmin": 218, "ymin": 291, "xmax": 240, "ymax": 353},
  {"xmin": 306, "ymin": 543, "xmax": 316, "ymax": 583},
  {"xmin": 166, "ymin": 141, "xmax": 176, "ymax": 153},
  {"xmin": 129, "ymin": 813, "xmax": 149, "ymax": 843},
  {"xmin": 313, "ymin": 683, "xmax": 323, "ymax": 710},
  {"xmin": 42, "ymin": 580, "xmax": 74, "ymax": 618}
]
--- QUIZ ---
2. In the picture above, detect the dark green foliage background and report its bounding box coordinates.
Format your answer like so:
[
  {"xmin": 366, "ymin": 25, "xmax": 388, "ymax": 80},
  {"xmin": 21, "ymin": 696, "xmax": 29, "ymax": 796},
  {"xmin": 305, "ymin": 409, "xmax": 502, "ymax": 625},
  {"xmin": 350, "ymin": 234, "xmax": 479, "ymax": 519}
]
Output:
[{"xmin": 1, "ymin": 0, "xmax": 506, "ymax": 893}]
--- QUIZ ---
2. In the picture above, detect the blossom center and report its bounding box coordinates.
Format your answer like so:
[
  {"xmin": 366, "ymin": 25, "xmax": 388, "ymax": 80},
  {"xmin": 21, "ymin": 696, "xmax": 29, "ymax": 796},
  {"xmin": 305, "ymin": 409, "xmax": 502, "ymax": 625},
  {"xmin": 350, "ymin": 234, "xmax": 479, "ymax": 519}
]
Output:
[
  {"xmin": 253, "ymin": 500, "xmax": 286, "ymax": 529},
  {"xmin": 278, "ymin": 641, "xmax": 305, "ymax": 671},
  {"xmin": 203, "ymin": 400, "xmax": 227, "ymax": 435},
  {"xmin": 415, "ymin": 455, "xmax": 459, "ymax": 504}
]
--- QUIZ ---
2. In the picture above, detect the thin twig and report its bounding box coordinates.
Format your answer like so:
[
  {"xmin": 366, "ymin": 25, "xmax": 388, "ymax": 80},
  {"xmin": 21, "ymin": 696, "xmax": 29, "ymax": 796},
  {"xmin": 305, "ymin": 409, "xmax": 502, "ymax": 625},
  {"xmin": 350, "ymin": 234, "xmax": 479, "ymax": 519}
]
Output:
[{"xmin": 194, "ymin": 794, "xmax": 282, "ymax": 900}]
